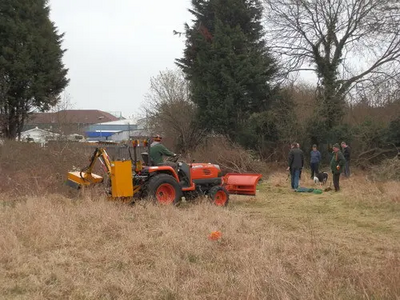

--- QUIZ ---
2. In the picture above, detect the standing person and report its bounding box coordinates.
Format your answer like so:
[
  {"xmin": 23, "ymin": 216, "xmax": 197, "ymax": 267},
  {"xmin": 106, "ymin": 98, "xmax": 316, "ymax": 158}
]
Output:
[
  {"xmin": 287, "ymin": 142, "xmax": 304, "ymax": 190},
  {"xmin": 287, "ymin": 143, "xmax": 294, "ymax": 179},
  {"xmin": 341, "ymin": 141, "xmax": 351, "ymax": 177},
  {"xmin": 297, "ymin": 143, "xmax": 302, "ymax": 180},
  {"xmin": 310, "ymin": 144, "xmax": 322, "ymax": 179},
  {"xmin": 330, "ymin": 144, "xmax": 346, "ymax": 192}
]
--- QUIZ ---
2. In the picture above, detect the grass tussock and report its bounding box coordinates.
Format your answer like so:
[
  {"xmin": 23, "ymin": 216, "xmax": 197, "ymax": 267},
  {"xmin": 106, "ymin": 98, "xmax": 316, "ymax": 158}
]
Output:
[{"xmin": 370, "ymin": 158, "xmax": 400, "ymax": 182}]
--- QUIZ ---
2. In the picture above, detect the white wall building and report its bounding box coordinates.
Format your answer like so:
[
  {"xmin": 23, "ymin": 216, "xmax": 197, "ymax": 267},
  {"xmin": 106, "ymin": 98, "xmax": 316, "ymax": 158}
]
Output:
[
  {"xmin": 19, "ymin": 127, "xmax": 60, "ymax": 146},
  {"xmin": 19, "ymin": 127, "xmax": 85, "ymax": 146},
  {"xmin": 85, "ymin": 119, "xmax": 149, "ymax": 142}
]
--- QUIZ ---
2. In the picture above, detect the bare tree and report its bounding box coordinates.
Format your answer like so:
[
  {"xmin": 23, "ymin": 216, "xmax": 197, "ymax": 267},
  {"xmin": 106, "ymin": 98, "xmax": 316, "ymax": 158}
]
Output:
[
  {"xmin": 49, "ymin": 93, "xmax": 79, "ymax": 136},
  {"xmin": 144, "ymin": 69, "xmax": 205, "ymax": 153},
  {"xmin": 264, "ymin": 0, "xmax": 400, "ymax": 128},
  {"xmin": 49, "ymin": 92, "xmax": 75, "ymax": 114},
  {"xmin": 354, "ymin": 75, "xmax": 400, "ymax": 107}
]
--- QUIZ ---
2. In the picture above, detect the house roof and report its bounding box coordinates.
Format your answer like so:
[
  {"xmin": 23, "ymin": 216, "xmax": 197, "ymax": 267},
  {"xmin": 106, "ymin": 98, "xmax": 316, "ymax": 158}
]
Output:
[
  {"xmin": 21, "ymin": 127, "xmax": 59, "ymax": 136},
  {"xmin": 26, "ymin": 110, "xmax": 120, "ymax": 125}
]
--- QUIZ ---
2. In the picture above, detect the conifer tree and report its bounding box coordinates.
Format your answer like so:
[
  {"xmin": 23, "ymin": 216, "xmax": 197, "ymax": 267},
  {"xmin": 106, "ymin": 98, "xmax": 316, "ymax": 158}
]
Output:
[
  {"xmin": 0, "ymin": 0, "xmax": 68, "ymax": 138},
  {"xmin": 176, "ymin": 0, "xmax": 278, "ymax": 139}
]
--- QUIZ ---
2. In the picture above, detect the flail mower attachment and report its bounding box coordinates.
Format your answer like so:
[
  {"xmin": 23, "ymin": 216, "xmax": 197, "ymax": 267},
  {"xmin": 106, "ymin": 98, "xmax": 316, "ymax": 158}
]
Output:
[
  {"xmin": 67, "ymin": 171, "xmax": 104, "ymax": 190},
  {"xmin": 222, "ymin": 173, "xmax": 262, "ymax": 196},
  {"xmin": 66, "ymin": 147, "xmax": 112, "ymax": 190}
]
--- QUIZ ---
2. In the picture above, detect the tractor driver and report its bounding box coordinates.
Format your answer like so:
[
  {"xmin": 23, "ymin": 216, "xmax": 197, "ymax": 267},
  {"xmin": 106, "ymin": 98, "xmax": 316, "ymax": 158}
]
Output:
[{"xmin": 149, "ymin": 135, "xmax": 177, "ymax": 167}]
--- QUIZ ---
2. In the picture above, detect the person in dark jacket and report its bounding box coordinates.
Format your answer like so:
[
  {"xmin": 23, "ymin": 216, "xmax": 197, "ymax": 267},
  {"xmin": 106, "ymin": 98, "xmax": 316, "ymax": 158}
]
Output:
[
  {"xmin": 310, "ymin": 144, "xmax": 322, "ymax": 179},
  {"xmin": 341, "ymin": 141, "xmax": 351, "ymax": 177},
  {"xmin": 150, "ymin": 135, "xmax": 176, "ymax": 165},
  {"xmin": 331, "ymin": 143, "xmax": 346, "ymax": 192},
  {"xmin": 297, "ymin": 143, "xmax": 302, "ymax": 180},
  {"xmin": 287, "ymin": 142, "xmax": 304, "ymax": 190}
]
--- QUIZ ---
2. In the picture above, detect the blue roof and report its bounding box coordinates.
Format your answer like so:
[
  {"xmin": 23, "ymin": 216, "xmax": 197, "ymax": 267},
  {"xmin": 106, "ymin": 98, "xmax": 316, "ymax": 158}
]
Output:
[{"xmin": 86, "ymin": 131, "xmax": 119, "ymax": 138}]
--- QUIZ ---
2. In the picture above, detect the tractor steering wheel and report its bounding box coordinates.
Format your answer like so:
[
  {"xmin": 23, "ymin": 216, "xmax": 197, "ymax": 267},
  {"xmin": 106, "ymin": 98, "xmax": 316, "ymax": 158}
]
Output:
[{"xmin": 167, "ymin": 154, "xmax": 180, "ymax": 163}]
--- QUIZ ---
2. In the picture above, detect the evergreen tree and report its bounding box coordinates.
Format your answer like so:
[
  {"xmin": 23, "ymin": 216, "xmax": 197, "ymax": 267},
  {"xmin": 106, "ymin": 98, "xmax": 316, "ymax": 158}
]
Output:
[
  {"xmin": 176, "ymin": 0, "xmax": 278, "ymax": 140},
  {"xmin": 0, "ymin": 0, "xmax": 68, "ymax": 139}
]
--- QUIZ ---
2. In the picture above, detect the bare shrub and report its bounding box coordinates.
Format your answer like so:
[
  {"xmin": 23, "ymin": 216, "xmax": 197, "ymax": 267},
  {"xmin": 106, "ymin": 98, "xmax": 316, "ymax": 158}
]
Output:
[
  {"xmin": 189, "ymin": 137, "xmax": 269, "ymax": 174},
  {"xmin": 0, "ymin": 141, "xmax": 89, "ymax": 197},
  {"xmin": 287, "ymin": 83, "xmax": 317, "ymax": 126},
  {"xmin": 370, "ymin": 158, "xmax": 400, "ymax": 182},
  {"xmin": 144, "ymin": 69, "xmax": 205, "ymax": 153}
]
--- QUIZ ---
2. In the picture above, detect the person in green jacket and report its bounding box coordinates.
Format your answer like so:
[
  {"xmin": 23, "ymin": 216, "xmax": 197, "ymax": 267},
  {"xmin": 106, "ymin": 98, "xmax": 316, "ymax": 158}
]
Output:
[
  {"xmin": 330, "ymin": 143, "xmax": 346, "ymax": 192},
  {"xmin": 149, "ymin": 135, "xmax": 177, "ymax": 165}
]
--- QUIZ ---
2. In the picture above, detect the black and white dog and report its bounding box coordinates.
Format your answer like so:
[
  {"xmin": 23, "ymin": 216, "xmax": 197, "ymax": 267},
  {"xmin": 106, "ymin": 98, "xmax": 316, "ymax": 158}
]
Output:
[{"xmin": 314, "ymin": 172, "xmax": 328, "ymax": 185}]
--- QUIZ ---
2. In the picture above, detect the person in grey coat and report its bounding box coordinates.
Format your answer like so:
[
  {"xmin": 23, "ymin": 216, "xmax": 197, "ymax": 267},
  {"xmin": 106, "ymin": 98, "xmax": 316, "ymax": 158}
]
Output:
[{"xmin": 310, "ymin": 144, "xmax": 322, "ymax": 179}]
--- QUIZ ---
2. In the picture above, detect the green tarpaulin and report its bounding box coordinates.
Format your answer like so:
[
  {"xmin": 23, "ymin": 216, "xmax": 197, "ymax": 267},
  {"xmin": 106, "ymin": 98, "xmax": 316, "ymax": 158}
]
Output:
[{"xmin": 295, "ymin": 187, "xmax": 323, "ymax": 194}]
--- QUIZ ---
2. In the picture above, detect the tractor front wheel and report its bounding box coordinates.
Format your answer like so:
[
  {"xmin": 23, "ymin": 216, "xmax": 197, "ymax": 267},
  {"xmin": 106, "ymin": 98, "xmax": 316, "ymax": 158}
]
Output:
[
  {"xmin": 208, "ymin": 186, "xmax": 229, "ymax": 207},
  {"xmin": 148, "ymin": 174, "xmax": 182, "ymax": 205}
]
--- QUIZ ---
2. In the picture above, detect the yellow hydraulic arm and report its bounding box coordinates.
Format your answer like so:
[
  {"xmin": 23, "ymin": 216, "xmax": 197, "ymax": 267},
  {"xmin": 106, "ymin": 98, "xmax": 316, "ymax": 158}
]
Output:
[
  {"xmin": 67, "ymin": 148, "xmax": 112, "ymax": 188},
  {"xmin": 67, "ymin": 147, "xmax": 135, "ymax": 199}
]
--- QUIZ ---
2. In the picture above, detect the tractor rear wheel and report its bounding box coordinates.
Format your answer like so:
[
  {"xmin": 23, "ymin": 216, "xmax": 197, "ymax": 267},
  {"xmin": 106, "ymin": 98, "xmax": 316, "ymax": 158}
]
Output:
[
  {"xmin": 208, "ymin": 186, "xmax": 229, "ymax": 207},
  {"xmin": 148, "ymin": 174, "xmax": 182, "ymax": 205}
]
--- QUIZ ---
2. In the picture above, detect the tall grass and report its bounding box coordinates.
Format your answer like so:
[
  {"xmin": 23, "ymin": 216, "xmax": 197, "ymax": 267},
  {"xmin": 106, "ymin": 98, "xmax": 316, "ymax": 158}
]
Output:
[
  {"xmin": 0, "ymin": 142, "xmax": 399, "ymax": 299},
  {"xmin": 1, "ymin": 188, "xmax": 399, "ymax": 300}
]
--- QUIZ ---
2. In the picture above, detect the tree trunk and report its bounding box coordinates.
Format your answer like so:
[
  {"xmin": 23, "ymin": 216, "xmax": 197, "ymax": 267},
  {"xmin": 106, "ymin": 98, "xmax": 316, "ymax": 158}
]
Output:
[
  {"xmin": 319, "ymin": 69, "xmax": 344, "ymax": 129},
  {"xmin": 5, "ymin": 121, "xmax": 17, "ymax": 139},
  {"xmin": 5, "ymin": 108, "xmax": 20, "ymax": 140}
]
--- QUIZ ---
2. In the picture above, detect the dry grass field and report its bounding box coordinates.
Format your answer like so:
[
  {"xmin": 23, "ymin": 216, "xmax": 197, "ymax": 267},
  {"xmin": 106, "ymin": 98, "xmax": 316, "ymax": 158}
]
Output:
[{"xmin": 1, "ymin": 168, "xmax": 399, "ymax": 300}]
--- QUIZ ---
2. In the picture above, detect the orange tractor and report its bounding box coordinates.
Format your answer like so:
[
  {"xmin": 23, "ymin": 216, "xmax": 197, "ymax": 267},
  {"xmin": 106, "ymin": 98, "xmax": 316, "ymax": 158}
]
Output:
[{"xmin": 67, "ymin": 140, "xmax": 262, "ymax": 206}]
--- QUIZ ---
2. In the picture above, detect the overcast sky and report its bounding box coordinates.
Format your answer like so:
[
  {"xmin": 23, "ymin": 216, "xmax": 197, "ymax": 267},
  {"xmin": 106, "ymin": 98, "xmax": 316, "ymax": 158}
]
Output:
[{"xmin": 49, "ymin": 0, "xmax": 192, "ymax": 118}]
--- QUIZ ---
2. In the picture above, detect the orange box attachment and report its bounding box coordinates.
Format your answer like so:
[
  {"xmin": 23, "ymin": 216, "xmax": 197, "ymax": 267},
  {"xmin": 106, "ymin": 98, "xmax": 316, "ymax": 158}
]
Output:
[{"xmin": 223, "ymin": 173, "xmax": 262, "ymax": 196}]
